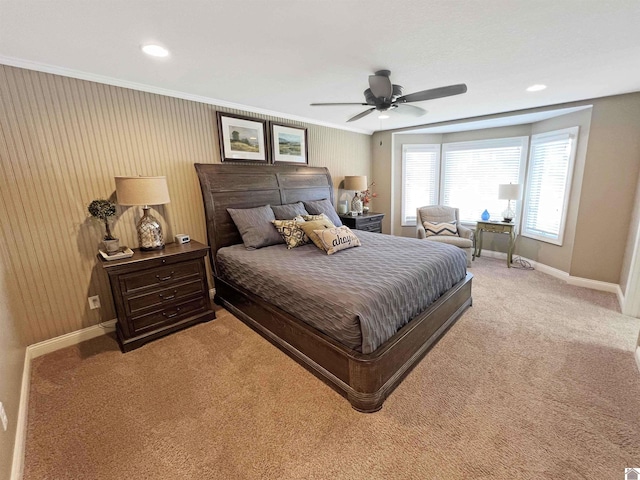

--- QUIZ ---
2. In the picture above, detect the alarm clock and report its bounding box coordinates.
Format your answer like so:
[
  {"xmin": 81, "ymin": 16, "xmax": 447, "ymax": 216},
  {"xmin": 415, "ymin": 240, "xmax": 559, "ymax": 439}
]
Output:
[{"xmin": 175, "ymin": 234, "xmax": 190, "ymax": 244}]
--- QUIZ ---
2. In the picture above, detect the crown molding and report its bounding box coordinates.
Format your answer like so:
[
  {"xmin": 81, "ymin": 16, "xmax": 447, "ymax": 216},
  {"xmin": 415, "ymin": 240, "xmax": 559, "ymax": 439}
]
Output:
[{"xmin": 0, "ymin": 55, "xmax": 373, "ymax": 136}]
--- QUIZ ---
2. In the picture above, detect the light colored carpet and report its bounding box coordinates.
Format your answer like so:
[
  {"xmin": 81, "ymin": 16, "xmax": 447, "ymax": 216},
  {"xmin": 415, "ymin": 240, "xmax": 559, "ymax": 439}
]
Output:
[{"xmin": 24, "ymin": 258, "xmax": 640, "ymax": 479}]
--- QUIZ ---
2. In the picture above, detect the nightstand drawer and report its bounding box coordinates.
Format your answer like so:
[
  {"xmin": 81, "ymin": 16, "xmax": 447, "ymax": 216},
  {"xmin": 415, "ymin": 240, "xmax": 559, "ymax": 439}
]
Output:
[
  {"xmin": 125, "ymin": 279, "xmax": 205, "ymax": 316},
  {"xmin": 482, "ymin": 224, "xmax": 510, "ymax": 234},
  {"xmin": 358, "ymin": 216, "xmax": 377, "ymax": 224},
  {"xmin": 130, "ymin": 297, "xmax": 207, "ymax": 334},
  {"xmin": 339, "ymin": 212, "xmax": 385, "ymax": 233},
  {"xmin": 359, "ymin": 221, "xmax": 382, "ymax": 233},
  {"xmin": 121, "ymin": 260, "xmax": 201, "ymax": 293}
]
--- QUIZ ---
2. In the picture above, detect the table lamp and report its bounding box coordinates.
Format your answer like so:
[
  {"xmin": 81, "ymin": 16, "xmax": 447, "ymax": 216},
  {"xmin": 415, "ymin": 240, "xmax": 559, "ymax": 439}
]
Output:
[
  {"xmin": 344, "ymin": 175, "xmax": 368, "ymax": 214},
  {"xmin": 115, "ymin": 176, "xmax": 171, "ymax": 250},
  {"xmin": 498, "ymin": 183, "xmax": 522, "ymax": 223}
]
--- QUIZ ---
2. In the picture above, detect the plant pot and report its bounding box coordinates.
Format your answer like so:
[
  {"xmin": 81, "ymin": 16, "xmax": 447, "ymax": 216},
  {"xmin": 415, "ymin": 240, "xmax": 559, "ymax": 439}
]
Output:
[
  {"xmin": 363, "ymin": 206, "xmax": 370, "ymax": 213},
  {"xmin": 103, "ymin": 238, "xmax": 120, "ymax": 253}
]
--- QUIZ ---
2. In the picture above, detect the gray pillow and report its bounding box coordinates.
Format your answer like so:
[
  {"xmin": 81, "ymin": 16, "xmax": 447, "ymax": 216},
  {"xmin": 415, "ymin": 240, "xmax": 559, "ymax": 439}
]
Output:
[
  {"xmin": 271, "ymin": 202, "xmax": 309, "ymax": 220},
  {"xmin": 303, "ymin": 199, "xmax": 342, "ymax": 227},
  {"xmin": 227, "ymin": 205, "xmax": 284, "ymax": 249}
]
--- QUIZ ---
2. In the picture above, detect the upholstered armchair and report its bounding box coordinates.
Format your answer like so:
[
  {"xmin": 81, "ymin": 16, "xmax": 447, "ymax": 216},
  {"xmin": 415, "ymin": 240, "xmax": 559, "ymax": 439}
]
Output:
[{"xmin": 416, "ymin": 206, "xmax": 474, "ymax": 267}]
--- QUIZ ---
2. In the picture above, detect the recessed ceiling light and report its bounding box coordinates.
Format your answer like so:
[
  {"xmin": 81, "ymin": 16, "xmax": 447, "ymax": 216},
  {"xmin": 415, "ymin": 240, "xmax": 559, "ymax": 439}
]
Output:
[
  {"xmin": 526, "ymin": 84, "xmax": 547, "ymax": 92},
  {"xmin": 141, "ymin": 44, "xmax": 169, "ymax": 57},
  {"xmin": 378, "ymin": 114, "xmax": 390, "ymax": 119}
]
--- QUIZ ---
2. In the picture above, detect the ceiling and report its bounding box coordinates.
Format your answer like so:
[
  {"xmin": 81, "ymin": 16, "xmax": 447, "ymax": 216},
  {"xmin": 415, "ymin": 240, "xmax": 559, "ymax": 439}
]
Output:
[{"xmin": 1, "ymin": 0, "xmax": 639, "ymax": 135}]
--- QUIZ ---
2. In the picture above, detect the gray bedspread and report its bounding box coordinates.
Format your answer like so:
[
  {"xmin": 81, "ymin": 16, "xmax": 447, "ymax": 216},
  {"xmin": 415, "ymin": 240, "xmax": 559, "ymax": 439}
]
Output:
[{"xmin": 216, "ymin": 231, "xmax": 467, "ymax": 354}]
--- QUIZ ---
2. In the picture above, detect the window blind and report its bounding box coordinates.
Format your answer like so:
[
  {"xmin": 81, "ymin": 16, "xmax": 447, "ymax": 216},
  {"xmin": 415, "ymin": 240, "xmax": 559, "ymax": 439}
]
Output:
[
  {"xmin": 522, "ymin": 127, "xmax": 578, "ymax": 245},
  {"xmin": 441, "ymin": 137, "xmax": 528, "ymax": 223},
  {"xmin": 401, "ymin": 144, "xmax": 440, "ymax": 225}
]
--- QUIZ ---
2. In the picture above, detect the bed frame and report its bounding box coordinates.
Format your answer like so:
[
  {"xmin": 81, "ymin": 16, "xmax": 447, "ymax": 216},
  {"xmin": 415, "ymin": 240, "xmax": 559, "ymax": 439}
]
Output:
[{"xmin": 195, "ymin": 163, "xmax": 472, "ymax": 412}]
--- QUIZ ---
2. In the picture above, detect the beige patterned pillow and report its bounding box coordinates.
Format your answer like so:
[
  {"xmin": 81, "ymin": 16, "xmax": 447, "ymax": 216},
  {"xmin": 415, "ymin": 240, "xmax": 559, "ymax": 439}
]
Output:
[
  {"xmin": 302, "ymin": 213, "xmax": 329, "ymax": 222},
  {"xmin": 299, "ymin": 217, "xmax": 335, "ymax": 250},
  {"xmin": 423, "ymin": 221, "xmax": 458, "ymax": 237},
  {"xmin": 272, "ymin": 219, "xmax": 309, "ymax": 249},
  {"xmin": 313, "ymin": 226, "xmax": 361, "ymax": 255}
]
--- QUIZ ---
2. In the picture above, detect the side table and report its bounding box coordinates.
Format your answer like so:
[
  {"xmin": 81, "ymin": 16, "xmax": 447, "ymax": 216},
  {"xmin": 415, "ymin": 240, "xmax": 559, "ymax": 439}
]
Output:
[
  {"xmin": 100, "ymin": 240, "xmax": 216, "ymax": 351},
  {"xmin": 474, "ymin": 221, "xmax": 516, "ymax": 268},
  {"xmin": 338, "ymin": 212, "xmax": 384, "ymax": 233}
]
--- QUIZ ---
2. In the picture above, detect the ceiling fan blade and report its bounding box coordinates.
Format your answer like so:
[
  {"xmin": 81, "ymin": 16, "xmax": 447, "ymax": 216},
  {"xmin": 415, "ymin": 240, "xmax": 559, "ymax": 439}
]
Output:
[
  {"xmin": 394, "ymin": 103, "xmax": 427, "ymax": 117},
  {"xmin": 347, "ymin": 108, "xmax": 376, "ymax": 122},
  {"xmin": 399, "ymin": 83, "xmax": 468, "ymax": 103},
  {"xmin": 369, "ymin": 73, "xmax": 393, "ymax": 99},
  {"xmin": 310, "ymin": 102, "xmax": 369, "ymax": 106}
]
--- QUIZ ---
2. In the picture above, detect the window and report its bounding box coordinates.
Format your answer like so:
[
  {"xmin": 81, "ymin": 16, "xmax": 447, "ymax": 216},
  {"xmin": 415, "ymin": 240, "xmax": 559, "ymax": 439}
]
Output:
[
  {"xmin": 401, "ymin": 144, "xmax": 440, "ymax": 225},
  {"xmin": 441, "ymin": 137, "xmax": 528, "ymax": 223},
  {"xmin": 522, "ymin": 127, "xmax": 578, "ymax": 245}
]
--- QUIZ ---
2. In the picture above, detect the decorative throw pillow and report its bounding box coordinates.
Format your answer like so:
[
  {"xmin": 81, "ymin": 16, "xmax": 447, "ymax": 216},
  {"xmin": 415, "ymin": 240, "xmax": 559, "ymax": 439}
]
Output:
[
  {"xmin": 227, "ymin": 205, "xmax": 284, "ymax": 249},
  {"xmin": 299, "ymin": 217, "xmax": 335, "ymax": 250},
  {"xmin": 271, "ymin": 202, "xmax": 309, "ymax": 220},
  {"xmin": 272, "ymin": 219, "xmax": 310, "ymax": 249},
  {"xmin": 303, "ymin": 199, "xmax": 343, "ymax": 227},
  {"xmin": 423, "ymin": 221, "xmax": 458, "ymax": 237},
  {"xmin": 302, "ymin": 213, "xmax": 328, "ymax": 222},
  {"xmin": 313, "ymin": 226, "xmax": 361, "ymax": 255}
]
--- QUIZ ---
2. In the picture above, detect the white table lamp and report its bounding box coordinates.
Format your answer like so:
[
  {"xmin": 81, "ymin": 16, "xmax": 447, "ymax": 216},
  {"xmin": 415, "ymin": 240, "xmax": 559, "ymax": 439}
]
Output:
[{"xmin": 498, "ymin": 183, "xmax": 522, "ymax": 223}]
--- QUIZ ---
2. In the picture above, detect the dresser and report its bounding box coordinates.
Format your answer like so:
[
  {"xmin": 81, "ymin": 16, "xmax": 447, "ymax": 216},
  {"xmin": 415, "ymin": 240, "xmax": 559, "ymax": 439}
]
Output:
[
  {"xmin": 101, "ymin": 241, "xmax": 216, "ymax": 352},
  {"xmin": 339, "ymin": 212, "xmax": 384, "ymax": 233}
]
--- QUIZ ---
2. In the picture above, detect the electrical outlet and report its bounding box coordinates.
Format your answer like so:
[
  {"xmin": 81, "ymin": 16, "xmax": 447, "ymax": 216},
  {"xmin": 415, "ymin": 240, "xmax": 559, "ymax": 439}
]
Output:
[
  {"xmin": 0, "ymin": 401, "xmax": 8, "ymax": 432},
  {"xmin": 88, "ymin": 295, "xmax": 101, "ymax": 310}
]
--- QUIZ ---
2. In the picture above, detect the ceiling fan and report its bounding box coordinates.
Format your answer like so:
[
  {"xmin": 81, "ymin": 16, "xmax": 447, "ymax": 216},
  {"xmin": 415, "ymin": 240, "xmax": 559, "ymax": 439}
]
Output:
[{"xmin": 310, "ymin": 70, "xmax": 467, "ymax": 122}]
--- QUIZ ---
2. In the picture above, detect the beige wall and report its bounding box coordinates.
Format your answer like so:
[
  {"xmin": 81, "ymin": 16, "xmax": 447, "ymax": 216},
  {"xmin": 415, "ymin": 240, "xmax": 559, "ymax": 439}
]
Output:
[
  {"xmin": 571, "ymin": 94, "xmax": 640, "ymax": 283},
  {"xmin": 371, "ymin": 130, "xmax": 393, "ymax": 234},
  {"xmin": 0, "ymin": 64, "xmax": 371, "ymax": 347}
]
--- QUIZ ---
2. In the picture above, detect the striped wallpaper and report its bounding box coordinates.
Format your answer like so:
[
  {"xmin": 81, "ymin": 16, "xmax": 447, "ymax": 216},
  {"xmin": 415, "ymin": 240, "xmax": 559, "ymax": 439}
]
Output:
[{"xmin": 0, "ymin": 64, "xmax": 372, "ymax": 345}]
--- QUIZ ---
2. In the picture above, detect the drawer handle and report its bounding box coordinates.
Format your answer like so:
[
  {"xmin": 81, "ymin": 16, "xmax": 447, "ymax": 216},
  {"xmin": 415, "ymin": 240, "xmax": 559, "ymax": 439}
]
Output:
[
  {"xmin": 159, "ymin": 290, "xmax": 177, "ymax": 300},
  {"xmin": 163, "ymin": 307, "xmax": 181, "ymax": 319},
  {"xmin": 156, "ymin": 271, "xmax": 175, "ymax": 281}
]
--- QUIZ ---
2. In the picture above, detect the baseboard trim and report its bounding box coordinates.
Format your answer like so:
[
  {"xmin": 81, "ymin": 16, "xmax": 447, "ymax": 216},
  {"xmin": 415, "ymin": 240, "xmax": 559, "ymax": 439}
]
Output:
[
  {"xmin": 477, "ymin": 249, "xmax": 621, "ymax": 299},
  {"xmin": 635, "ymin": 347, "xmax": 640, "ymax": 374},
  {"xmin": 29, "ymin": 320, "xmax": 117, "ymax": 359},
  {"xmin": 11, "ymin": 319, "xmax": 118, "ymax": 479}
]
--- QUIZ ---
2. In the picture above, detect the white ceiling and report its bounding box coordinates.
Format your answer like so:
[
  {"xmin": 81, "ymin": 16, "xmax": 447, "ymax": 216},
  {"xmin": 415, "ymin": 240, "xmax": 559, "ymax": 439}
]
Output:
[{"xmin": 1, "ymin": 1, "xmax": 639, "ymax": 135}]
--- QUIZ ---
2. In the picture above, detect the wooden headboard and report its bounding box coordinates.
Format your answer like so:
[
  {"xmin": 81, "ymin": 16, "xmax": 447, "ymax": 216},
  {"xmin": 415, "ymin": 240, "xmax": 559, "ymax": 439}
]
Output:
[{"xmin": 194, "ymin": 163, "xmax": 335, "ymax": 274}]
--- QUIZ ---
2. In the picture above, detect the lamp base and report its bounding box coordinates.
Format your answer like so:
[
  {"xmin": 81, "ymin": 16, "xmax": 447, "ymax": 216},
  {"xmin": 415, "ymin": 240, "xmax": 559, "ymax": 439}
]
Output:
[{"xmin": 137, "ymin": 207, "xmax": 165, "ymax": 250}]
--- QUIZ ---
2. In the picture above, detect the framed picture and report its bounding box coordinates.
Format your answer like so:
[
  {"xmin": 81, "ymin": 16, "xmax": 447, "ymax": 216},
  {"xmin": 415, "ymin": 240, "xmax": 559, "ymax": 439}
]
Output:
[
  {"xmin": 216, "ymin": 112, "xmax": 268, "ymax": 163},
  {"xmin": 270, "ymin": 122, "xmax": 308, "ymax": 165}
]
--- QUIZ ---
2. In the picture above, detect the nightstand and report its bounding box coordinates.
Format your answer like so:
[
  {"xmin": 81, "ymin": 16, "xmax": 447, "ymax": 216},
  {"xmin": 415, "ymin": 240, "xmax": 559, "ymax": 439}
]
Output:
[
  {"xmin": 339, "ymin": 212, "xmax": 384, "ymax": 233},
  {"xmin": 100, "ymin": 240, "xmax": 216, "ymax": 352},
  {"xmin": 474, "ymin": 221, "xmax": 516, "ymax": 267}
]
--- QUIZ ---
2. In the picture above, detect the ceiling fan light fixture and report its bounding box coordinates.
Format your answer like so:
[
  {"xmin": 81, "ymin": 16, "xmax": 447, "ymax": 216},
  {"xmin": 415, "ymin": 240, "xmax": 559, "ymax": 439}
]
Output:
[
  {"xmin": 310, "ymin": 70, "xmax": 468, "ymax": 122},
  {"xmin": 526, "ymin": 84, "xmax": 547, "ymax": 92},
  {"xmin": 141, "ymin": 44, "xmax": 169, "ymax": 57}
]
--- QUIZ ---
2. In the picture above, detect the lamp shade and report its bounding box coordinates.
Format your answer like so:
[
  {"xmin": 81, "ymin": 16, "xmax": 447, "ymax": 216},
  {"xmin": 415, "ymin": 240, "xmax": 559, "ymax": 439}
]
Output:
[
  {"xmin": 344, "ymin": 175, "xmax": 368, "ymax": 191},
  {"xmin": 498, "ymin": 183, "xmax": 522, "ymax": 200},
  {"xmin": 115, "ymin": 176, "xmax": 171, "ymax": 206}
]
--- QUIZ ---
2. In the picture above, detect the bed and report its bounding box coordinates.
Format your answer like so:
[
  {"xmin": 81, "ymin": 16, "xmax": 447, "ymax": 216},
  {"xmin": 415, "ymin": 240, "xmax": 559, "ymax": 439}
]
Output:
[{"xmin": 195, "ymin": 163, "xmax": 472, "ymax": 412}]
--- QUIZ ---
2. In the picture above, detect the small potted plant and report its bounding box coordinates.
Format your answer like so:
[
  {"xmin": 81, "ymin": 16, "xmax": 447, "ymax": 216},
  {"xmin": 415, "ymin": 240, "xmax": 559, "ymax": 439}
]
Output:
[{"xmin": 88, "ymin": 199, "xmax": 119, "ymax": 253}]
